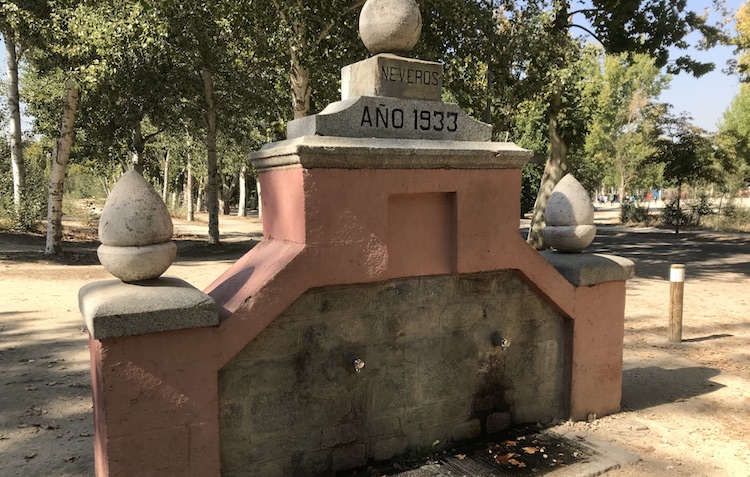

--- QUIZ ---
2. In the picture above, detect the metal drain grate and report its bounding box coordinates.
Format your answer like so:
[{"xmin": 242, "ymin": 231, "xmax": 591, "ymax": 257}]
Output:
[{"xmin": 375, "ymin": 427, "xmax": 593, "ymax": 477}]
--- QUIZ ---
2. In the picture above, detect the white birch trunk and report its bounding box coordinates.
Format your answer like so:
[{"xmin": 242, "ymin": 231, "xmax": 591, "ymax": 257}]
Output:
[
  {"xmin": 5, "ymin": 33, "xmax": 24, "ymax": 211},
  {"xmin": 185, "ymin": 151, "xmax": 194, "ymax": 222},
  {"xmin": 290, "ymin": 48, "xmax": 312, "ymax": 119},
  {"xmin": 162, "ymin": 149, "xmax": 170, "ymax": 202},
  {"xmin": 238, "ymin": 164, "xmax": 247, "ymax": 217},
  {"xmin": 45, "ymin": 78, "xmax": 79, "ymax": 255}
]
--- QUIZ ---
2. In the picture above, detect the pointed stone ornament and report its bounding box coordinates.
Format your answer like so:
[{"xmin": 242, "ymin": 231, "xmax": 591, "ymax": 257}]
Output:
[
  {"xmin": 97, "ymin": 170, "xmax": 176, "ymax": 282},
  {"xmin": 359, "ymin": 0, "xmax": 422, "ymax": 55},
  {"xmin": 542, "ymin": 174, "xmax": 596, "ymax": 253}
]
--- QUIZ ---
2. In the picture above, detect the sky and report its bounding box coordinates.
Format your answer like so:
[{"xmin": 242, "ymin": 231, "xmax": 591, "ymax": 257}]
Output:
[
  {"xmin": 656, "ymin": 0, "xmax": 745, "ymax": 132},
  {"xmin": 0, "ymin": 0, "xmax": 745, "ymax": 133}
]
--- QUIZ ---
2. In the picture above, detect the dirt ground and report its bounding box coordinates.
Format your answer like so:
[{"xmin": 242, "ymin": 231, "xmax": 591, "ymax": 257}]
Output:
[{"xmin": 1, "ymin": 210, "xmax": 749, "ymax": 476}]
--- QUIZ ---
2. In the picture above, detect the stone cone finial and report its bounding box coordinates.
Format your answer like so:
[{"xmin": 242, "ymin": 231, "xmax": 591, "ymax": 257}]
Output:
[
  {"xmin": 97, "ymin": 170, "xmax": 177, "ymax": 282},
  {"xmin": 542, "ymin": 174, "xmax": 596, "ymax": 253},
  {"xmin": 359, "ymin": 0, "xmax": 422, "ymax": 55}
]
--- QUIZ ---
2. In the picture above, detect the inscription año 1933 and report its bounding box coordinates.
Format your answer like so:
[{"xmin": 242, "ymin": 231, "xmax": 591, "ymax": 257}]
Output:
[{"xmin": 360, "ymin": 105, "xmax": 458, "ymax": 132}]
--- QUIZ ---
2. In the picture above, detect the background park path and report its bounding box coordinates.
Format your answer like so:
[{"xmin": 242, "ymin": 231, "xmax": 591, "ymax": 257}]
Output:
[{"xmin": 1, "ymin": 210, "xmax": 749, "ymax": 476}]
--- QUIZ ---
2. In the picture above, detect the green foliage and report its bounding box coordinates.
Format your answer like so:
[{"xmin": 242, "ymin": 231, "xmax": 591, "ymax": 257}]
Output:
[
  {"xmin": 620, "ymin": 201, "xmax": 650, "ymax": 224},
  {"xmin": 661, "ymin": 199, "xmax": 690, "ymax": 229},
  {"xmin": 653, "ymin": 115, "xmax": 717, "ymax": 189},
  {"xmin": 521, "ymin": 162, "xmax": 544, "ymax": 216},
  {"xmin": 0, "ymin": 137, "xmax": 47, "ymax": 231}
]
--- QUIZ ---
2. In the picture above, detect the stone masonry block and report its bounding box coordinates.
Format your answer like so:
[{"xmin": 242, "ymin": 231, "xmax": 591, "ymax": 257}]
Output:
[
  {"xmin": 370, "ymin": 364, "xmax": 418, "ymax": 414},
  {"xmin": 419, "ymin": 355, "xmax": 476, "ymax": 404},
  {"xmin": 331, "ymin": 443, "xmax": 367, "ymax": 471},
  {"xmin": 418, "ymin": 275, "xmax": 455, "ymax": 305},
  {"xmin": 366, "ymin": 416, "xmax": 401, "ymax": 437},
  {"xmin": 373, "ymin": 281, "xmax": 420, "ymax": 309},
  {"xmin": 386, "ymin": 307, "xmax": 441, "ymax": 341},
  {"xmin": 254, "ymin": 462, "xmax": 284, "ymax": 477},
  {"xmin": 281, "ymin": 292, "xmax": 317, "ymax": 317},
  {"xmin": 440, "ymin": 302, "xmax": 486, "ymax": 330},
  {"xmin": 402, "ymin": 404, "xmax": 441, "ymax": 430},
  {"xmin": 317, "ymin": 286, "xmax": 373, "ymax": 315},
  {"xmin": 322, "ymin": 422, "xmax": 359, "ymax": 448},
  {"xmin": 452, "ymin": 419, "xmax": 482, "ymax": 442},
  {"xmin": 494, "ymin": 271, "xmax": 531, "ymax": 297},
  {"xmin": 370, "ymin": 435, "xmax": 409, "ymax": 462},
  {"xmin": 455, "ymin": 274, "xmax": 495, "ymax": 297},
  {"xmin": 440, "ymin": 399, "xmax": 470, "ymax": 421},
  {"xmin": 486, "ymin": 411, "xmax": 511, "ymax": 434},
  {"xmin": 297, "ymin": 451, "xmax": 331, "ymax": 476},
  {"xmin": 329, "ymin": 313, "xmax": 385, "ymax": 342},
  {"xmin": 220, "ymin": 360, "xmax": 297, "ymax": 399},
  {"xmin": 365, "ymin": 344, "xmax": 404, "ymax": 370},
  {"xmin": 231, "ymin": 319, "xmax": 299, "ymax": 362},
  {"xmin": 249, "ymin": 393, "xmax": 300, "ymax": 434}
]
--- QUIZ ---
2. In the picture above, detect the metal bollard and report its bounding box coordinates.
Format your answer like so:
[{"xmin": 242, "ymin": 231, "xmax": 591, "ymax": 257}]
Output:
[{"xmin": 669, "ymin": 264, "xmax": 685, "ymax": 343}]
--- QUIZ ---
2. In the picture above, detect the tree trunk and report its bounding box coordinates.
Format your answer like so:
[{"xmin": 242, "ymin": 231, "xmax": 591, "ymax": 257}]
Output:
[
  {"xmin": 526, "ymin": 79, "xmax": 568, "ymax": 249},
  {"xmin": 675, "ymin": 182, "xmax": 682, "ymax": 235},
  {"xmin": 202, "ymin": 68, "xmax": 220, "ymax": 244},
  {"xmin": 162, "ymin": 149, "xmax": 170, "ymax": 202},
  {"xmin": 5, "ymin": 32, "xmax": 24, "ymax": 211},
  {"xmin": 131, "ymin": 121, "xmax": 146, "ymax": 174},
  {"xmin": 185, "ymin": 151, "xmax": 194, "ymax": 222},
  {"xmin": 45, "ymin": 78, "xmax": 79, "ymax": 255},
  {"xmin": 238, "ymin": 164, "xmax": 247, "ymax": 217},
  {"xmin": 220, "ymin": 172, "xmax": 238, "ymax": 215},
  {"xmin": 290, "ymin": 48, "xmax": 312, "ymax": 119}
]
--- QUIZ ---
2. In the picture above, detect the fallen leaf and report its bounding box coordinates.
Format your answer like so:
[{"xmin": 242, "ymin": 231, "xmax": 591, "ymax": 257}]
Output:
[
  {"xmin": 522, "ymin": 446, "xmax": 539, "ymax": 454},
  {"xmin": 508, "ymin": 458, "xmax": 526, "ymax": 468},
  {"xmin": 494, "ymin": 452, "xmax": 518, "ymax": 464},
  {"xmin": 455, "ymin": 454, "xmax": 466, "ymax": 460}
]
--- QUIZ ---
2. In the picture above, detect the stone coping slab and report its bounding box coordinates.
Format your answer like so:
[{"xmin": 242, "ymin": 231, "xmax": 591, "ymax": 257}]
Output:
[
  {"xmin": 79, "ymin": 277, "xmax": 218, "ymax": 340},
  {"xmin": 541, "ymin": 251, "xmax": 635, "ymax": 286},
  {"xmin": 250, "ymin": 135, "xmax": 532, "ymax": 172},
  {"xmin": 286, "ymin": 95, "xmax": 491, "ymax": 141}
]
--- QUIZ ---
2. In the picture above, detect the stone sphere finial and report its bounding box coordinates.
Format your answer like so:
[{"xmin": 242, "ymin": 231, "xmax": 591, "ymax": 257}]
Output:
[
  {"xmin": 97, "ymin": 170, "xmax": 177, "ymax": 282},
  {"xmin": 542, "ymin": 174, "xmax": 597, "ymax": 253},
  {"xmin": 359, "ymin": 0, "xmax": 422, "ymax": 55}
]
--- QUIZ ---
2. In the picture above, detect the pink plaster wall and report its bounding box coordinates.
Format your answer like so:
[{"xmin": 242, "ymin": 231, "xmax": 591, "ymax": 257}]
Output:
[{"xmin": 89, "ymin": 161, "xmax": 627, "ymax": 476}]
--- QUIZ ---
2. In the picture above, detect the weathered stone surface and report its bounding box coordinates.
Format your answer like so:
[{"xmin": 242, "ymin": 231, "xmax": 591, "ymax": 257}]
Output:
[
  {"xmin": 359, "ymin": 0, "xmax": 422, "ymax": 55},
  {"xmin": 452, "ymin": 419, "xmax": 481, "ymax": 441},
  {"xmin": 78, "ymin": 277, "xmax": 218, "ymax": 339},
  {"xmin": 96, "ymin": 169, "xmax": 177, "ymax": 281},
  {"xmin": 341, "ymin": 54, "xmax": 442, "ymax": 101},
  {"xmin": 97, "ymin": 242, "xmax": 176, "ymax": 282},
  {"xmin": 542, "ymin": 225, "xmax": 597, "ymax": 253},
  {"xmin": 370, "ymin": 435, "xmax": 408, "ymax": 461},
  {"xmin": 322, "ymin": 423, "xmax": 359, "ymax": 448},
  {"xmin": 545, "ymin": 174, "xmax": 595, "ymax": 226},
  {"xmin": 219, "ymin": 271, "xmax": 567, "ymax": 475},
  {"xmin": 486, "ymin": 411, "xmax": 511, "ymax": 434},
  {"xmin": 250, "ymin": 135, "xmax": 532, "ymax": 172},
  {"xmin": 543, "ymin": 174, "xmax": 596, "ymax": 253},
  {"xmin": 541, "ymin": 252, "xmax": 636, "ymax": 286},
  {"xmin": 331, "ymin": 443, "xmax": 367, "ymax": 471},
  {"xmin": 285, "ymin": 96, "xmax": 492, "ymax": 141},
  {"xmin": 98, "ymin": 169, "xmax": 173, "ymax": 246}
]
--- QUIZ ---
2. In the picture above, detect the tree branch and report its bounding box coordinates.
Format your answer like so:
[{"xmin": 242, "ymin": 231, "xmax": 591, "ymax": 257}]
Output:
[
  {"xmin": 143, "ymin": 129, "xmax": 165, "ymax": 143},
  {"xmin": 271, "ymin": 0, "xmax": 297, "ymax": 35},
  {"xmin": 570, "ymin": 23, "xmax": 604, "ymax": 45},
  {"xmin": 568, "ymin": 8, "xmax": 602, "ymax": 17},
  {"xmin": 314, "ymin": 0, "xmax": 366, "ymax": 47}
]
